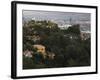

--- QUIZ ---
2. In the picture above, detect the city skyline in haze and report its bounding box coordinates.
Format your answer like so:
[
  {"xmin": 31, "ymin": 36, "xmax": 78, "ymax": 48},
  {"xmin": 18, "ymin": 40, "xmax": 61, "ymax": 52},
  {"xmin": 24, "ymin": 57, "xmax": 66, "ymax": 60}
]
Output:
[{"xmin": 23, "ymin": 10, "xmax": 91, "ymax": 31}]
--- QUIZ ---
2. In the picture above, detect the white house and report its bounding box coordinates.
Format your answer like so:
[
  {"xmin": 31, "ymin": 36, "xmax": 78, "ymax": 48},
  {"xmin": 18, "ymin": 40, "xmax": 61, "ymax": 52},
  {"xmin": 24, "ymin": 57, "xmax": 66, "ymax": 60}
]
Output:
[
  {"xmin": 23, "ymin": 50, "xmax": 33, "ymax": 58},
  {"xmin": 58, "ymin": 24, "xmax": 72, "ymax": 29}
]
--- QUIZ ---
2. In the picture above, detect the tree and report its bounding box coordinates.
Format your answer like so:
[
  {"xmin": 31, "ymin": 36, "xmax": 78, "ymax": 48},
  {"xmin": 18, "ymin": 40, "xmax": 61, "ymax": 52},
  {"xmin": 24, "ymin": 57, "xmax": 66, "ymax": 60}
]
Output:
[
  {"xmin": 66, "ymin": 24, "xmax": 80, "ymax": 35},
  {"xmin": 23, "ymin": 19, "xmax": 91, "ymax": 68}
]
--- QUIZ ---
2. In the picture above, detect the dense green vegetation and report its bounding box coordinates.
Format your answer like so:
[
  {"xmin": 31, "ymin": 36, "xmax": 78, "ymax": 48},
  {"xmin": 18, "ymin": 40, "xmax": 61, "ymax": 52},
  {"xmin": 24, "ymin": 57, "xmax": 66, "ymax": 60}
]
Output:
[{"xmin": 23, "ymin": 20, "xmax": 91, "ymax": 69}]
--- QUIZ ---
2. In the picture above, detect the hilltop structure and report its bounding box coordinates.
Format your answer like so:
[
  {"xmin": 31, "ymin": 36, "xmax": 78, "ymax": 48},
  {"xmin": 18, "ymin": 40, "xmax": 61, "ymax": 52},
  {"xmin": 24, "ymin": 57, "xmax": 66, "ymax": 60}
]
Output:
[{"xmin": 80, "ymin": 31, "xmax": 91, "ymax": 40}]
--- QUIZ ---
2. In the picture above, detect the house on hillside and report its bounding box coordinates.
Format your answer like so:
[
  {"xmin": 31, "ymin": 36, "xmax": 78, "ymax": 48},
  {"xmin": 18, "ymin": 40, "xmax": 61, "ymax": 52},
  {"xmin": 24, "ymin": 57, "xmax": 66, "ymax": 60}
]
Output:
[
  {"xmin": 23, "ymin": 50, "xmax": 33, "ymax": 58},
  {"xmin": 33, "ymin": 44, "xmax": 47, "ymax": 59},
  {"xmin": 58, "ymin": 24, "xmax": 72, "ymax": 30},
  {"xmin": 23, "ymin": 44, "xmax": 56, "ymax": 60},
  {"xmin": 80, "ymin": 31, "xmax": 90, "ymax": 40}
]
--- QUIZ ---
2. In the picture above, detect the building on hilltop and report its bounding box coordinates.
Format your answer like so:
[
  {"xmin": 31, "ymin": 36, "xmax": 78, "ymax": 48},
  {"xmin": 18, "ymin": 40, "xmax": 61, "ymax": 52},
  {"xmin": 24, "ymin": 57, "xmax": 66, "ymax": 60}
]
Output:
[
  {"xmin": 80, "ymin": 31, "xmax": 91, "ymax": 40},
  {"xmin": 58, "ymin": 24, "xmax": 72, "ymax": 30}
]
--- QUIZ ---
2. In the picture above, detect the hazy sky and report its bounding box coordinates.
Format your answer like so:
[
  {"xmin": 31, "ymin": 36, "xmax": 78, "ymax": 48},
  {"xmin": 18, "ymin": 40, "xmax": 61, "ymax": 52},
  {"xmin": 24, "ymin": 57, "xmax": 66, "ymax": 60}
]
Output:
[{"xmin": 23, "ymin": 10, "xmax": 90, "ymax": 22}]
